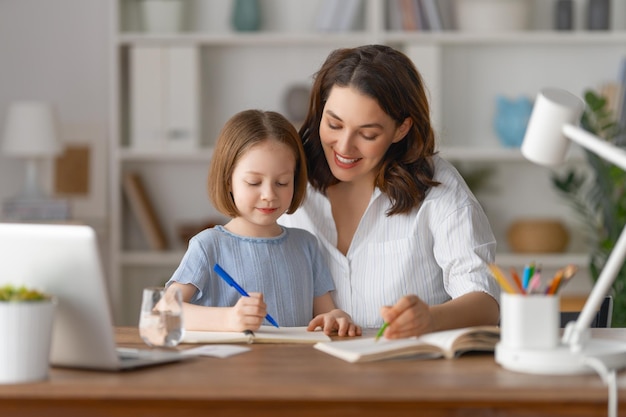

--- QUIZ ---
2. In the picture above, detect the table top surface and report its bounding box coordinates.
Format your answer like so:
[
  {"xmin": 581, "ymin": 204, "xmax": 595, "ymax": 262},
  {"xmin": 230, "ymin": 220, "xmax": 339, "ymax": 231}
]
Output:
[{"xmin": 0, "ymin": 327, "xmax": 625, "ymax": 405}]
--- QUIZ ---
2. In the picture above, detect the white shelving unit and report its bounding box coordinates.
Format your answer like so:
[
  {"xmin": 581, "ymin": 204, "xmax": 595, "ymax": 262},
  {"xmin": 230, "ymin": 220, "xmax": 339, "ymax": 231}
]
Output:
[{"xmin": 110, "ymin": 0, "xmax": 625, "ymax": 324}]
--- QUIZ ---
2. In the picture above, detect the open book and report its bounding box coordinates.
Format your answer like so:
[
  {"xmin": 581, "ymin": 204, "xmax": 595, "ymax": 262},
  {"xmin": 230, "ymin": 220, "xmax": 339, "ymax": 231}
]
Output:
[
  {"xmin": 314, "ymin": 326, "xmax": 500, "ymax": 363},
  {"xmin": 182, "ymin": 326, "xmax": 332, "ymax": 344}
]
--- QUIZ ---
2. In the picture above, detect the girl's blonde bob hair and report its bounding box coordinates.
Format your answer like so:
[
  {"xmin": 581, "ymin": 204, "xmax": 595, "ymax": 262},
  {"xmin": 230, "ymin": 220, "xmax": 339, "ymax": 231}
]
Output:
[{"xmin": 208, "ymin": 109, "xmax": 308, "ymax": 218}]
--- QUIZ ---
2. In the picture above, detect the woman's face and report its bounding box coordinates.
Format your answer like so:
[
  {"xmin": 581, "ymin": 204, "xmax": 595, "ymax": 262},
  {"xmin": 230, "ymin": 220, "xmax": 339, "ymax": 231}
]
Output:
[{"xmin": 319, "ymin": 86, "xmax": 410, "ymax": 185}]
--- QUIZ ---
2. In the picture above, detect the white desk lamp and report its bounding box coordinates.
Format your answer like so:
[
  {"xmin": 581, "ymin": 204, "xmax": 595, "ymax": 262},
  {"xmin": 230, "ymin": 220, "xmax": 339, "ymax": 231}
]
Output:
[
  {"xmin": 495, "ymin": 87, "xmax": 626, "ymax": 375},
  {"xmin": 1, "ymin": 101, "xmax": 70, "ymax": 221},
  {"xmin": 2, "ymin": 101, "xmax": 62, "ymax": 199}
]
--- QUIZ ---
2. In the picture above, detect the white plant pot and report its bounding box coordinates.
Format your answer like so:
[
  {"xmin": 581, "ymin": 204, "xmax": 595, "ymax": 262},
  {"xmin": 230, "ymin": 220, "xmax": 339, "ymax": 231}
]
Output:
[
  {"xmin": 140, "ymin": 0, "xmax": 184, "ymax": 33},
  {"xmin": 456, "ymin": 0, "xmax": 531, "ymax": 33},
  {"xmin": 0, "ymin": 300, "xmax": 56, "ymax": 384}
]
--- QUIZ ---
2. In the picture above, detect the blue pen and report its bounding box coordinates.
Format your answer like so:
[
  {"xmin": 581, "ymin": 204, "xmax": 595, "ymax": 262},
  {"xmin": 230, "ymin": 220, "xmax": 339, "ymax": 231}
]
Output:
[{"xmin": 213, "ymin": 263, "xmax": 280, "ymax": 328}]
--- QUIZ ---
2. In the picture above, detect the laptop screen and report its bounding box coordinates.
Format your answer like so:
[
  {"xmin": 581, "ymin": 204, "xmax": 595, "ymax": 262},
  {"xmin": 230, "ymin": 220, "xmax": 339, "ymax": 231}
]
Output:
[{"xmin": 0, "ymin": 223, "xmax": 121, "ymax": 369}]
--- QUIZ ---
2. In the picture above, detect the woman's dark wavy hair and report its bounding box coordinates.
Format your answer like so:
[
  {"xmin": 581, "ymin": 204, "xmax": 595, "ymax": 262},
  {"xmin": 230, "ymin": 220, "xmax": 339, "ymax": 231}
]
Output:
[{"xmin": 300, "ymin": 44, "xmax": 440, "ymax": 216}]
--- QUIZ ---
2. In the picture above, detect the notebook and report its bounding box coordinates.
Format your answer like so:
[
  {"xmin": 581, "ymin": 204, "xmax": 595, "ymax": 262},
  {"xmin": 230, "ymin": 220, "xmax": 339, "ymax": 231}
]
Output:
[
  {"xmin": 183, "ymin": 326, "xmax": 332, "ymax": 344},
  {"xmin": 0, "ymin": 222, "xmax": 185, "ymax": 371}
]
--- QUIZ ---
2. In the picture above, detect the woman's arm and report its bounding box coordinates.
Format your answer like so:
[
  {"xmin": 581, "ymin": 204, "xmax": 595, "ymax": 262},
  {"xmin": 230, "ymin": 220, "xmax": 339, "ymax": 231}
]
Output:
[
  {"xmin": 167, "ymin": 282, "xmax": 267, "ymax": 332},
  {"xmin": 380, "ymin": 292, "xmax": 499, "ymax": 339}
]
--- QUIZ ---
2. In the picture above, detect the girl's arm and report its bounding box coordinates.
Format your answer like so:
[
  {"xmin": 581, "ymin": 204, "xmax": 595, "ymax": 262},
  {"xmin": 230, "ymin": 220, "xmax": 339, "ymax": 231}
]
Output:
[
  {"xmin": 167, "ymin": 282, "xmax": 267, "ymax": 332},
  {"xmin": 307, "ymin": 292, "xmax": 362, "ymax": 337}
]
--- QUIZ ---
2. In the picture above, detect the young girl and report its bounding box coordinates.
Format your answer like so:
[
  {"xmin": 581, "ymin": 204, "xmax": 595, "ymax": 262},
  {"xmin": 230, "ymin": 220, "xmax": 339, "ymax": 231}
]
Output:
[{"xmin": 166, "ymin": 109, "xmax": 360, "ymax": 337}]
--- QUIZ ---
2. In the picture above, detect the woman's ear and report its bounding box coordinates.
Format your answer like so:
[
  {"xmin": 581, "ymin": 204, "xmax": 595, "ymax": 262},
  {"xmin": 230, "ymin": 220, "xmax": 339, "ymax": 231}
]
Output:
[{"xmin": 392, "ymin": 117, "xmax": 412, "ymax": 143}]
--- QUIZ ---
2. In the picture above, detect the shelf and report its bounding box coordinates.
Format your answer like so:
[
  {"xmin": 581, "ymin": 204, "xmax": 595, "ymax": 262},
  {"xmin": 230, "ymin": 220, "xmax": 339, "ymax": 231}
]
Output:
[
  {"xmin": 384, "ymin": 30, "xmax": 626, "ymax": 45},
  {"xmin": 439, "ymin": 146, "xmax": 524, "ymax": 162},
  {"xmin": 117, "ymin": 31, "xmax": 380, "ymax": 47},
  {"xmin": 120, "ymin": 251, "xmax": 185, "ymax": 267},
  {"xmin": 438, "ymin": 143, "xmax": 587, "ymax": 162},
  {"xmin": 117, "ymin": 30, "xmax": 626, "ymax": 47},
  {"xmin": 110, "ymin": 0, "xmax": 620, "ymax": 325},
  {"xmin": 118, "ymin": 148, "xmax": 214, "ymax": 162},
  {"xmin": 495, "ymin": 253, "xmax": 589, "ymax": 268}
]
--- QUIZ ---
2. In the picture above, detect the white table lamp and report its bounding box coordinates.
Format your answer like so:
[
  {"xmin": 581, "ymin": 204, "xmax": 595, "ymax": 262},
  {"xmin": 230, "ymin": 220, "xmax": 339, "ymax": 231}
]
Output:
[
  {"xmin": 495, "ymin": 88, "xmax": 626, "ymax": 375},
  {"xmin": 2, "ymin": 101, "xmax": 62, "ymax": 198}
]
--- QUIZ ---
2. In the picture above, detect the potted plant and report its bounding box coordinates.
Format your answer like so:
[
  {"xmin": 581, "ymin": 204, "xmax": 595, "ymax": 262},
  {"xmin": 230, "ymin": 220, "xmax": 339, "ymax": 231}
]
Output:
[
  {"xmin": 0, "ymin": 285, "xmax": 56, "ymax": 384},
  {"xmin": 551, "ymin": 90, "xmax": 626, "ymax": 326}
]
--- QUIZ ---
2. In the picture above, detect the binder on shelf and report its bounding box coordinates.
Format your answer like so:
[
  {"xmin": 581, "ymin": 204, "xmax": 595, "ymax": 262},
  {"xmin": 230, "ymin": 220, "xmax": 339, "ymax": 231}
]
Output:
[
  {"xmin": 130, "ymin": 46, "xmax": 164, "ymax": 150},
  {"xmin": 130, "ymin": 46, "xmax": 200, "ymax": 151},
  {"xmin": 165, "ymin": 46, "xmax": 200, "ymax": 151},
  {"xmin": 122, "ymin": 172, "xmax": 168, "ymax": 251}
]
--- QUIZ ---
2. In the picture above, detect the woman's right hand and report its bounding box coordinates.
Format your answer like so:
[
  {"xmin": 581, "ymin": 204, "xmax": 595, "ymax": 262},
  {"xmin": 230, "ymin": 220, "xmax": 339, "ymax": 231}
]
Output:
[
  {"xmin": 227, "ymin": 292, "xmax": 267, "ymax": 331},
  {"xmin": 379, "ymin": 294, "xmax": 434, "ymax": 339}
]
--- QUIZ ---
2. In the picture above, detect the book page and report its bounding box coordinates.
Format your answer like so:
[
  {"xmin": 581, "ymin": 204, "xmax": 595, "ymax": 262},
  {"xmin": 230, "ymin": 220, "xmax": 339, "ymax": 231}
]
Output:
[
  {"xmin": 418, "ymin": 326, "xmax": 499, "ymax": 358},
  {"xmin": 314, "ymin": 337, "xmax": 443, "ymax": 363},
  {"xmin": 314, "ymin": 326, "xmax": 500, "ymax": 363},
  {"xmin": 183, "ymin": 326, "xmax": 331, "ymax": 344}
]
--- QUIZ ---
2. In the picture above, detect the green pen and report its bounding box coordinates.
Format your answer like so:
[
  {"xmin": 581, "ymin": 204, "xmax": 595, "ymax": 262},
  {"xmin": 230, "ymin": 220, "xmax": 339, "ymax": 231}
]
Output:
[{"xmin": 374, "ymin": 322, "xmax": 389, "ymax": 342}]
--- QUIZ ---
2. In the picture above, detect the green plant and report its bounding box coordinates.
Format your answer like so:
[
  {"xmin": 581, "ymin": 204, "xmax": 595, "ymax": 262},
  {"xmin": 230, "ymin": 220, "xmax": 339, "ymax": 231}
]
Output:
[
  {"xmin": 0, "ymin": 285, "xmax": 50, "ymax": 302},
  {"xmin": 551, "ymin": 90, "xmax": 626, "ymax": 326}
]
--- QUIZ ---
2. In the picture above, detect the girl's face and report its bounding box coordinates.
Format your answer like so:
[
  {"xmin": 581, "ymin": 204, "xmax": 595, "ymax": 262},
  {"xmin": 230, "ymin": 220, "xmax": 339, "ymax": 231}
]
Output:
[
  {"xmin": 227, "ymin": 139, "xmax": 296, "ymax": 237},
  {"xmin": 319, "ymin": 86, "xmax": 410, "ymax": 186}
]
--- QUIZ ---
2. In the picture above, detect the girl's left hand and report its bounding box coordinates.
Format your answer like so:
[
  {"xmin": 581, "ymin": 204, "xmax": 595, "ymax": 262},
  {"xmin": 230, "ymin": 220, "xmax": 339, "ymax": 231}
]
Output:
[{"xmin": 307, "ymin": 309, "xmax": 362, "ymax": 337}]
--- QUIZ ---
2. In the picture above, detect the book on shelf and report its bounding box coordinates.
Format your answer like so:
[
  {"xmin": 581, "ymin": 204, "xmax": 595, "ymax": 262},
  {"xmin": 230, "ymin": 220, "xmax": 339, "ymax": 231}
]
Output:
[
  {"xmin": 122, "ymin": 171, "xmax": 168, "ymax": 251},
  {"xmin": 314, "ymin": 0, "xmax": 362, "ymax": 32},
  {"xmin": 436, "ymin": 0, "xmax": 456, "ymax": 30},
  {"xmin": 399, "ymin": 0, "xmax": 421, "ymax": 30},
  {"xmin": 386, "ymin": 0, "xmax": 404, "ymax": 31},
  {"xmin": 2, "ymin": 197, "xmax": 71, "ymax": 222},
  {"xmin": 314, "ymin": 326, "xmax": 500, "ymax": 363},
  {"xmin": 420, "ymin": 0, "xmax": 443, "ymax": 31},
  {"xmin": 183, "ymin": 326, "xmax": 332, "ymax": 344}
]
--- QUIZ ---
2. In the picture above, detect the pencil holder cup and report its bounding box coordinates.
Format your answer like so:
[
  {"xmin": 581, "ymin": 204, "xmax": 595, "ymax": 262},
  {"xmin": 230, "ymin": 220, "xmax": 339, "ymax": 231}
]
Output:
[{"xmin": 499, "ymin": 293, "xmax": 559, "ymax": 350}]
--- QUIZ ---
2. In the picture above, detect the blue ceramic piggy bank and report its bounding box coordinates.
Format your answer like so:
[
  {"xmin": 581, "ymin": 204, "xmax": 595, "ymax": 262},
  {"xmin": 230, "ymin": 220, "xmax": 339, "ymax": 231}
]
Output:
[{"xmin": 494, "ymin": 96, "xmax": 533, "ymax": 148}]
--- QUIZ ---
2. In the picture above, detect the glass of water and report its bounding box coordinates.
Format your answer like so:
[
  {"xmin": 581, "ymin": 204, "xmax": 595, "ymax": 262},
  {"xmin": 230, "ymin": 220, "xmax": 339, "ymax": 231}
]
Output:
[{"xmin": 139, "ymin": 286, "xmax": 184, "ymax": 348}]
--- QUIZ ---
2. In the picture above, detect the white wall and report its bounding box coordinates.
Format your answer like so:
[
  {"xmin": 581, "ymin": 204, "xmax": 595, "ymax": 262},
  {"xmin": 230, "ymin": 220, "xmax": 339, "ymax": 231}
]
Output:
[{"xmin": 0, "ymin": 0, "xmax": 109, "ymax": 222}]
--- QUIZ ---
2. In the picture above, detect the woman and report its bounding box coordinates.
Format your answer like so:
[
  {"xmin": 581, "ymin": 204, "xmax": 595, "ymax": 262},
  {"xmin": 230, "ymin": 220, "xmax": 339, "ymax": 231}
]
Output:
[{"xmin": 279, "ymin": 45, "xmax": 500, "ymax": 339}]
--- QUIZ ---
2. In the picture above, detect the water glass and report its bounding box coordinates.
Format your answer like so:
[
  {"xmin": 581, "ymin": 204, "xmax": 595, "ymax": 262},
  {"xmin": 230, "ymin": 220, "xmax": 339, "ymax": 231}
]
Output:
[{"xmin": 139, "ymin": 286, "xmax": 184, "ymax": 348}]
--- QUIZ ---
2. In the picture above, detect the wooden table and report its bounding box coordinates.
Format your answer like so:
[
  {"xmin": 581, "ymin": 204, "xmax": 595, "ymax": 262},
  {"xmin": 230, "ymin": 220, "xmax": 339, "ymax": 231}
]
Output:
[{"xmin": 1, "ymin": 327, "xmax": 626, "ymax": 417}]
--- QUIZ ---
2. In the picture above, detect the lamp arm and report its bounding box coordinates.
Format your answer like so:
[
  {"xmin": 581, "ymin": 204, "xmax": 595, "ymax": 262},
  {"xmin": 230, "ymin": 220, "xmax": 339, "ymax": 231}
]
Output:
[
  {"xmin": 561, "ymin": 124, "xmax": 626, "ymax": 349},
  {"xmin": 563, "ymin": 124, "xmax": 626, "ymax": 171}
]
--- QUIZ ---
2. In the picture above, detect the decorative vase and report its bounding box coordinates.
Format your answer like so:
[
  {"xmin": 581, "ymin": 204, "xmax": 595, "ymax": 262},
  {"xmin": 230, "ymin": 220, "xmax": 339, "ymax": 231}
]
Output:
[
  {"xmin": 455, "ymin": 0, "xmax": 531, "ymax": 33},
  {"xmin": 231, "ymin": 0, "xmax": 261, "ymax": 32},
  {"xmin": 0, "ymin": 299, "xmax": 56, "ymax": 384},
  {"xmin": 494, "ymin": 95, "xmax": 533, "ymax": 148}
]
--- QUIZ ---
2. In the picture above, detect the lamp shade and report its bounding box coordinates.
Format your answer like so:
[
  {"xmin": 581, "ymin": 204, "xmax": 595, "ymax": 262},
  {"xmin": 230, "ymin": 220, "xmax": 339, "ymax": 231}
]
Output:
[
  {"xmin": 521, "ymin": 88, "xmax": 585, "ymax": 166},
  {"xmin": 2, "ymin": 102, "xmax": 62, "ymax": 158}
]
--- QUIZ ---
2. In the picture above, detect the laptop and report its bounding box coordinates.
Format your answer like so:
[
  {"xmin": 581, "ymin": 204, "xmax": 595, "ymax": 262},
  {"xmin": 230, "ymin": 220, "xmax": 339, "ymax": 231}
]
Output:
[{"xmin": 0, "ymin": 222, "xmax": 185, "ymax": 370}]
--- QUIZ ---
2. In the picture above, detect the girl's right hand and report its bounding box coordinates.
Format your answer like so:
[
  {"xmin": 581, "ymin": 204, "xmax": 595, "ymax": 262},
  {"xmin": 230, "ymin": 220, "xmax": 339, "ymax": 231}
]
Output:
[{"xmin": 227, "ymin": 292, "xmax": 267, "ymax": 331}]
